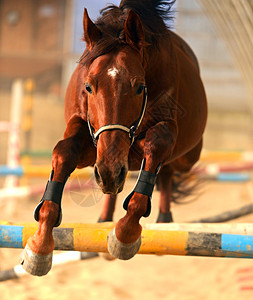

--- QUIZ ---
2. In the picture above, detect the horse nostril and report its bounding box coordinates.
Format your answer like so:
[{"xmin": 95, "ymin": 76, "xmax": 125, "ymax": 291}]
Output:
[
  {"xmin": 118, "ymin": 166, "xmax": 127, "ymax": 183},
  {"xmin": 94, "ymin": 165, "xmax": 102, "ymax": 184}
]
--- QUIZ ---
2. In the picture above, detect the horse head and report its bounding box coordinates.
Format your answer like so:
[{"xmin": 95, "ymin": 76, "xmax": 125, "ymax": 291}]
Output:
[{"xmin": 83, "ymin": 9, "xmax": 147, "ymax": 194}]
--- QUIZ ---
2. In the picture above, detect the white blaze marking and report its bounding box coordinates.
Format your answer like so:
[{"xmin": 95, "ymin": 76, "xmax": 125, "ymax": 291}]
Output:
[{"xmin": 108, "ymin": 67, "xmax": 120, "ymax": 77}]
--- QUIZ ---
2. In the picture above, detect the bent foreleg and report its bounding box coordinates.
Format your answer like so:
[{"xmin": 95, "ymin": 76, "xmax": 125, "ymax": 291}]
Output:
[
  {"xmin": 20, "ymin": 116, "xmax": 95, "ymax": 276},
  {"xmin": 107, "ymin": 121, "xmax": 177, "ymax": 259}
]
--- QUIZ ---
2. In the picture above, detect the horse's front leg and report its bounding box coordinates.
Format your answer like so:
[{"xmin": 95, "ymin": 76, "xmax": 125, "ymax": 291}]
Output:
[
  {"xmin": 98, "ymin": 194, "xmax": 117, "ymax": 222},
  {"xmin": 20, "ymin": 116, "xmax": 95, "ymax": 276},
  {"xmin": 107, "ymin": 121, "xmax": 177, "ymax": 260},
  {"xmin": 156, "ymin": 164, "xmax": 174, "ymax": 223}
]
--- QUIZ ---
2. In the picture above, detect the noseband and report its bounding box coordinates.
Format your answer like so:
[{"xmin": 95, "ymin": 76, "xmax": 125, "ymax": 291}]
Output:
[{"xmin": 87, "ymin": 86, "xmax": 148, "ymax": 147}]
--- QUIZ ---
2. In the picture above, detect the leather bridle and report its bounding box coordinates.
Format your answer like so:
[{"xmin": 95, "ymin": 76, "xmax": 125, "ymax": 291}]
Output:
[{"xmin": 87, "ymin": 86, "xmax": 148, "ymax": 147}]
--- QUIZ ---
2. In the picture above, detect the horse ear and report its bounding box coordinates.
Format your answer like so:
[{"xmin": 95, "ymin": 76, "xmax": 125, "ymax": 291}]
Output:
[
  {"xmin": 124, "ymin": 10, "xmax": 145, "ymax": 51},
  {"xmin": 83, "ymin": 8, "xmax": 101, "ymax": 50}
]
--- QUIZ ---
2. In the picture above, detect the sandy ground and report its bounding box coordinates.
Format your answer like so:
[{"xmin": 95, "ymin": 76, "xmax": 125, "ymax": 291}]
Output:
[{"xmin": 0, "ymin": 92, "xmax": 253, "ymax": 299}]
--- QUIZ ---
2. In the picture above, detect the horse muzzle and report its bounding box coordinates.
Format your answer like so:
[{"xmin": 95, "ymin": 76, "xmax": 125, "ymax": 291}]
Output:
[{"xmin": 94, "ymin": 163, "xmax": 128, "ymax": 194}]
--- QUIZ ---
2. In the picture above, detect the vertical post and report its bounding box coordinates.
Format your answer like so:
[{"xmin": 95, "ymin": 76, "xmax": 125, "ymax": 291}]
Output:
[
  {"xmin": 3, "ymin": 79, "xmax": 23, "ymax": 214},
  {"xmin": 22, "ymin": 79, "xmax": 35, "ymax": 152},
  {"xmin": 61, "ymin": 0, "xmax": 75, "ymax": 97}
]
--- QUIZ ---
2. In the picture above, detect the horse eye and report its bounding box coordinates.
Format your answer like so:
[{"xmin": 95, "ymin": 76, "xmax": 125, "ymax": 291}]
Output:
[
  {"xmin": 85, "ymin": 84, "xmax": 93, "ymax": 94},
  {"xmin": 136, "ymin": 85, "xmax": 144, "ymax": 95}
]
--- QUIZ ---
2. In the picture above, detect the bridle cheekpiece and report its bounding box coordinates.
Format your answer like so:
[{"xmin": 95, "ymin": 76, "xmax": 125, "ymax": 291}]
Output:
[{"xmin": 87, "ymin": 86, "xmax": 148, "ymax": 147}]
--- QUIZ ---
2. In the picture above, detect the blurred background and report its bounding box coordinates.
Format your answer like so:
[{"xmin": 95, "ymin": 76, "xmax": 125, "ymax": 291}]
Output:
[{"xmin": 0, "ymin": 1, "xmax": 253, "ymax": 299}]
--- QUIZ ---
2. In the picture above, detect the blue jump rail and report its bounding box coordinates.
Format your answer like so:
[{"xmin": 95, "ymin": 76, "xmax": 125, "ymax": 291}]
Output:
[
  {"xmin": 0, "ymin": 166, "xmax": 24, "ymax": 176},
  {"xmin": 0, "ymin": 165, "xmax": 251, "ymax": 182}
]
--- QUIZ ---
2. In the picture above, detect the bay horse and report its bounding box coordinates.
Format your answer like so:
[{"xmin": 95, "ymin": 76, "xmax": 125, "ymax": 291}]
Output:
[{"xmin": 21, "ymin": 0, "xmax": 207, "ymax": 276}]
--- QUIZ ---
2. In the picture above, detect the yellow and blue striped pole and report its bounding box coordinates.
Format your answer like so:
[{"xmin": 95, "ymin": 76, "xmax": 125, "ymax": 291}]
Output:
[{"xmin": 1, "ymin": 223, "xmax": 253, "ymax": 258}]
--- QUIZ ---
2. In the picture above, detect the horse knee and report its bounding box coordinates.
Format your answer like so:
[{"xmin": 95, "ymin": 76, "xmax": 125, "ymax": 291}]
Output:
[
  {"xmin": 144, "ymin": 123, "xmax": 177, "ymax": 162},
  {"xmin": 52, "ymin": 139, "xmax": 79, "ymax": 177}
]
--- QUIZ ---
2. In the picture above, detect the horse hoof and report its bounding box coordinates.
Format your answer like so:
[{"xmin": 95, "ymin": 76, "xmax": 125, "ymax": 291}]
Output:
[
  {"xmin": 107, "ymin": 228, "xmax": 141, "ymax": 260},
  {"xmin": 20, "ymin": 244, "xmax": 52, "ymax": 276}
]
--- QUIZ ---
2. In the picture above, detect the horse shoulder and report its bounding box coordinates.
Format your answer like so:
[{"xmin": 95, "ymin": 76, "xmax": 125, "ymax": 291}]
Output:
[{"xmin": 64, "ymin": 65, "xmax": 88, "ymax": 124}]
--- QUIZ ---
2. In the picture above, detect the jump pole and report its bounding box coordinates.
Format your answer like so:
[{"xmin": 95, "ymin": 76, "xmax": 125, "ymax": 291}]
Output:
[
  {"xmin": 0, "ymin": 180, "xmax": 95, "ymax": 200},
  {"xmin": 200, "ymin": 150, "xmax": 253, "ymax": 162},
  {"xmin": 0, "ymin": 165, "xmax": 94, "ymax": 178},
  {"xmin": 0, "ymin": 165, "xmax": 252, "ymax": 182},
  {"xmin": 1, "ymin": 223, "xmax": 253, "ymax": 258}
]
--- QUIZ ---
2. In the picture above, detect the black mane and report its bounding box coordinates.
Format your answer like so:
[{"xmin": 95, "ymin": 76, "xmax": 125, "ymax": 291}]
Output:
[{"xmin": 80, "ymin": 0, "xmax": 175, "ymax": 66}]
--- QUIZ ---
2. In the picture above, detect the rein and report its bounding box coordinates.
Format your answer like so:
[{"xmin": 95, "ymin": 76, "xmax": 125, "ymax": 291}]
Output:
[{"xmin": 87, "ymin": 86, "xmax": 148, "ymax": 147}]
